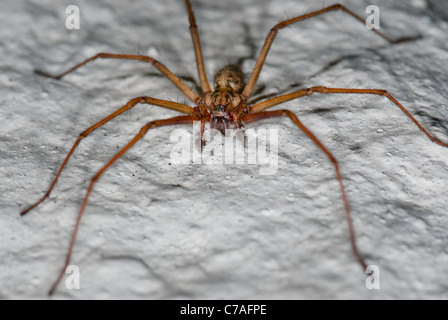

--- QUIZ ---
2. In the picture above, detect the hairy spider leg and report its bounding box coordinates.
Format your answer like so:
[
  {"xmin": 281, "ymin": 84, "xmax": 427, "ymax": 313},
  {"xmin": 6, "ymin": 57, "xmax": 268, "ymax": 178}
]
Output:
[
  {"xmin": 48, "ymin": 114, "xmax": 200, "ymax": 295},
  {"xmin": 21, "ymin": 98, "xmax": 194, "ymax": 216},
  {"xmin": 243, "ymin": 4, "xmax": 420, "ymax": 99},
  {"xmin": 243, "ymin": 110, "xmax": 367, "ymax": 269},
  {"xmin": 35, "ymin": 53, "xmax": 200, "ymax": 103},
  {"xmin": 185, "ymin": 0, "xmax": 211, "ymax": 94},
  {"xmin": 251, "ymin": 86, "xmax": 448, "ymax": 147}
]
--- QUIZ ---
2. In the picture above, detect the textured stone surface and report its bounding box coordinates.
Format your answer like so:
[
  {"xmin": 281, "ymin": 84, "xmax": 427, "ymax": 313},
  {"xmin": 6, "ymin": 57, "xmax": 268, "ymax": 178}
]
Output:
[{"xmin": 1, "ymin": 0, "xmax": 448, "ymax": 299}]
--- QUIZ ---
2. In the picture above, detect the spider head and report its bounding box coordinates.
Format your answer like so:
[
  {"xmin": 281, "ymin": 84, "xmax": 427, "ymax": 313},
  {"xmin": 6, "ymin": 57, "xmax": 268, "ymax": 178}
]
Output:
[{"xmin": 204, "ymin": 86, "xmax": 242, "ymax": 116}]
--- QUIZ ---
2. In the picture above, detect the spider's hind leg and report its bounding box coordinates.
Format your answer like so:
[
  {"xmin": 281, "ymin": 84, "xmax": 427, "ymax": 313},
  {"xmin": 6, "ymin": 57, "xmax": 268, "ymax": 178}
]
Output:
[{"xmin": 35, "ymin": 53, "xmax": 200, "ymax": 103}]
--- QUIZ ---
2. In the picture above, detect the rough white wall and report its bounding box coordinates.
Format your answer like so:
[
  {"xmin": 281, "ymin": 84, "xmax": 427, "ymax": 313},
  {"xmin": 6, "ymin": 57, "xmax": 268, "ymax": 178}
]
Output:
[{"xmin": 1, "ymin": 0, "xmax": 448, "ymax": 299}]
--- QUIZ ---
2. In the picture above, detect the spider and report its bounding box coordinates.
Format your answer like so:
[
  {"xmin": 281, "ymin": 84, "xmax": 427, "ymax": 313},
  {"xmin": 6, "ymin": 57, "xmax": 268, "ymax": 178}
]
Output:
[{"xmin": 22, "ymin": 0, "xmax": 448, "ymax": 295}]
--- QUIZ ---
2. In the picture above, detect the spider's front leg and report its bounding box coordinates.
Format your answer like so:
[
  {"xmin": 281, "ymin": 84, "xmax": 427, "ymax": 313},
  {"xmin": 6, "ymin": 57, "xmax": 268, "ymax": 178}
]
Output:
[
  {"xmin": 21, "ymin": 98, "xmax": 194, "ymax": 216},
  {"xmin": 244, "ymin": 84, "xmax": 448, "ymax": 270},
  {"xmin": 48, "ymin": 114, "xmax": 200, "ymax": 295},
  {"xmin": 35, "ymin": 53, "xmax": 200, "ymax": 103},
  {"xmin": 242, "ymin": 110, "xmax": 367, "ymax": 270}
]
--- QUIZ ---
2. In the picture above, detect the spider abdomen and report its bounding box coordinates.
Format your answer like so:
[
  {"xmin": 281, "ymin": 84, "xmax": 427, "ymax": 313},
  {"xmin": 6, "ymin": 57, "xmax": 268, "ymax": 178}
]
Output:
[{"xmin": 213, "ymin": 64, "xmax": 244, "ymax": 92}]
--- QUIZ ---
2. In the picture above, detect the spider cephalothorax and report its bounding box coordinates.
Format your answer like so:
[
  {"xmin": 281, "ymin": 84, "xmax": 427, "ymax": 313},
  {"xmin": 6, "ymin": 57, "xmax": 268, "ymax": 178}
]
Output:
[{"xmin": 204, "ymin": 64, "xmax": 246, "ymax": 134}]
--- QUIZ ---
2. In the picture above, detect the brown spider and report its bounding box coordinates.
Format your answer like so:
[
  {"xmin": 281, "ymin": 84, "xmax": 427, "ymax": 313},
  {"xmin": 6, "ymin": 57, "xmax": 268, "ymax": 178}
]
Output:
[{"xmin": 22, "ymin": 0, "xmax": 448, "ymax": 295}]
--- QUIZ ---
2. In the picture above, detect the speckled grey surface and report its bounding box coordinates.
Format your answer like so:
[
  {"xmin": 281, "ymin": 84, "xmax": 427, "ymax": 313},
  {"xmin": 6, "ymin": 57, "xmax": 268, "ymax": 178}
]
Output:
[{"xmin": 1, "ymin": 0, "xmax": 448, "ymax": 299}]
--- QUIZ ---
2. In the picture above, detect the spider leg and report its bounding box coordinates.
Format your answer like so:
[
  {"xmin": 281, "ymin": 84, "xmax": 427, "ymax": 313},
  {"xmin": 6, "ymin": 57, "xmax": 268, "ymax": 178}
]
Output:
[
  {"xmin": 21, "ymin": 98, "xmax": 194, "ymax": 216},
  {"xmin": 242, "ymin": 109, "xmax": 367, "ymax": 270},
  {"xmin": 48, "ymin": 114, "xmax": 200, "ymax": 295},
  {"xmin": 243, "ymin": 4, "xmax": 418, "ymax": 99},
  {"xmin": 185, "ymin": 0, "xmax": 212, "ymax": 94},
  {"xmin": 35, "ymin": 53, "xmax": 200, "ymax": 103},
  {"xmin": 200, "ymin": 119, "xmax": 206, "ymax": 150},
  {"xmin": 251, "ymin": 86, "xmax": 448, "ymax": 147}
]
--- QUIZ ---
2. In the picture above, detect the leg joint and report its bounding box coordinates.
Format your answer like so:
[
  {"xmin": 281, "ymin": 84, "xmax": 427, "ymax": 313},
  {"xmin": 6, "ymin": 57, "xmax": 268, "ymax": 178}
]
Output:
[
  {"xmin": 332, "ymin": 3, "xmax": 343, "ymax": 10},
  {"xmin": 79, "ymin": 131, "xmax": 88, "ymax": 139}
]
